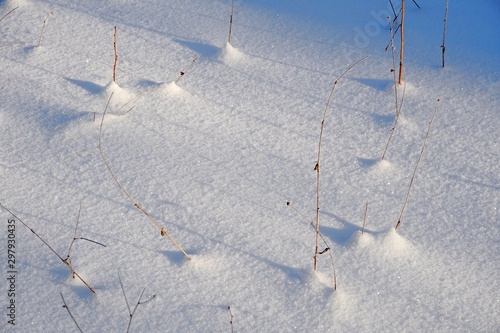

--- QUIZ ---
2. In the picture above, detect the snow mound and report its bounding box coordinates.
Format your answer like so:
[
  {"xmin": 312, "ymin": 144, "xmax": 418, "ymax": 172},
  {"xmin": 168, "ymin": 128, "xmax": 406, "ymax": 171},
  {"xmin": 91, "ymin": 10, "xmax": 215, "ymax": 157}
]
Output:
[
  {"xmin": 161, "ymin": 81, "xmax": 189, "ymax": 97},
  {"xmin": 354, "ymin": 228, "xmax": 418, "ymax": 260},
  {"xmin": 220, "ymin": 42, "xmax": 244, "ymax": 65},
  {"xmin": 378, "ymin": 228, "xmax": 416, "ymax": 259},
  {"xmin": 100, "ymin": 81, "xmax": 135, "ymax": 113}
]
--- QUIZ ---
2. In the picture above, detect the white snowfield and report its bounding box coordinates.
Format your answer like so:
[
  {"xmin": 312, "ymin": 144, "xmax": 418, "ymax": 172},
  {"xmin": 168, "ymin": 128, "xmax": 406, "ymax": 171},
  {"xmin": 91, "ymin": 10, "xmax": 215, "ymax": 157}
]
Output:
[{"xmin": 1, "ymin": 0, "xmax": 498, "ymax": 332}]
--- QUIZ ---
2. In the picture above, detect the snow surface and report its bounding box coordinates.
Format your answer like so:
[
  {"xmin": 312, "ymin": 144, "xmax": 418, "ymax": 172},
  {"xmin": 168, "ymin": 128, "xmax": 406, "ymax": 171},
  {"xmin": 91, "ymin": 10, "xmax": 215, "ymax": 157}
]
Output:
[{"xmin": 1, "ymin": 0, "xmax": 499, "ymax": 332}]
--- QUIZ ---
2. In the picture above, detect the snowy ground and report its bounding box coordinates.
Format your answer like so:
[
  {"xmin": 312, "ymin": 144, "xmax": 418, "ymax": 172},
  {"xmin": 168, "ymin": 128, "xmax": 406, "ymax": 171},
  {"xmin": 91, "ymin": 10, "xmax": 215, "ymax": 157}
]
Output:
[{"xmin": 1, "ymin": 0, "xmax": 499, "ymax": 332}]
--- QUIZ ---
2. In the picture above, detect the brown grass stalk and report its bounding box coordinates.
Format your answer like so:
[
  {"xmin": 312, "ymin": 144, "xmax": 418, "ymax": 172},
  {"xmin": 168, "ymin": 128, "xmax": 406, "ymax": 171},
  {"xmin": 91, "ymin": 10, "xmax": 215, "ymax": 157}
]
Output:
[
  {"xmin": 441, "ymin": 0, "xmax": 449, "ymax": 68},
  {"xmin": 313, "ymin": 55, "xmax": 369, "ymax": 271},
  {"xmin": 287, "ymin": 202, "xmax": 337, "ymax": 290},
  {"xmin": 0, "ymin": 6, "xmax": 18, "ymax": 23},
  {"xmin": 37, "ymin": 12, "xmax": 53, "ymax": 47},
  {"xmin": 228, "ymin": 0, "xmax": 235, "ymax": 44},
  {"xmin": 228, "ymin": 306, "xmax": 234, "ymax": 333},
  {"xmin": 395, "ymin": 99, "xmax": 441, "ymax": 231},
  {"xmin": 362, "ymin": 202, "xmax": 368, "ymax": 234},
  {"xmin": 113, "ymin": 26, "xmax": 118, "ymax": 82},
  {"xmin": 175, "ymin": 57, "xmax": 198, "ymax": 84},
  {"xmin": 0, "ymin": 203, "xmax": 95, "ymax": 293},
  {"xmin": 398, "ymin": 0, "xmax": 405, "ymax": 85},
  {"xmin": 98, "ymin": 93, "xmax": 191, "ymax": 259},
  {"xmin": 382, "ymin": 17, "xmax": 407, "ymax": 160},
  {"xmin": 65, "ymin": 202, "xmax": 106, "ymax": 276}
]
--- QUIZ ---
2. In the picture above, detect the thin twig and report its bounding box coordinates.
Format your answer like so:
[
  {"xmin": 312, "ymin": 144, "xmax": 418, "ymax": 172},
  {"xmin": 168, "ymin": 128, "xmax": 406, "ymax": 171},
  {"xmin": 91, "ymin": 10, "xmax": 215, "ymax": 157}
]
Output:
[
  {"xmin": 98, "ymin": 94, "xmax": 191, "ymax": 259},
  {"xmin": 287, "ymin": 202, "xmax": 337, "ymax": 290},
  {"xmin": 382, "ymin": 17, "xmax": 407, "ymax": 160},
  {"xmin": 395, "ymin": 99, "xmax": 441, "ymax": 231},
  {"xmin": 314, "ymin": 55, "xmax": 369, "ymax": 271},
  {"xmin": 175, "ymin": 57, "xmax": 198, "ymax": 84},
  {"xmin": 228, "ymin": 0, "xmax": 235, "ymax": 44},
  {"xmin": 65, "ymin": 202, "xmax": 106, "ymax": 276},
  {"xmin": 113, "ymin": 26, "xmax": 118, "ymax": 82},
  {"xmin": 0, "ymin": 203, "xmax": 95, "ymax": 293},
  {"xmin": 388, "ymin": 16, "xmax": 400, "ymax": 118},
  {"xmin": 60, "ymin": 292, "xmax": 84, "ymax": 333},
  {"xmin": 0, "ymin": 6, "xmax": 18, "ymax": 23},
  {"xmin": 228, "ymin": 306, "xmax": 234, "ymax": 333},
  {"xmin": 398, "ymin": 0, "xmax": 405, "ymax": 85},
  {"xmin": 388, "ymin": 0, "xmax": 397, "ymax": 19},
  {"xmin": 362, "ymin": 202, "xmax": 368, "ymax": 234},
  {"xmin": 66, "ymin": 202, "xmax": 83, "ymax": 260},
  {"xmin": 65, "ymin": 202, "xmax": 83, "ymax": 277},
  {"xmin": 37, "ymin": 12, "xmax": 53, "ymax": 47},
  {"xmin": 441, "ymin": 0, "xmax": 449, "ymax": 68}
]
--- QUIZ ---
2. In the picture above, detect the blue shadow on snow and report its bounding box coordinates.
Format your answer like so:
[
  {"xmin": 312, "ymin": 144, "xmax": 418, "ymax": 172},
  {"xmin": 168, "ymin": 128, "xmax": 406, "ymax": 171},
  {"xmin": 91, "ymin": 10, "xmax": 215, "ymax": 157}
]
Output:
[
  {"xmin": 320, "ymin": 211, "xmax": 361, "ymax": 245},
  {"xmin": 65, "ymin": 77, "xmax": 103, "ymax": 94},
  {"xmin": 174, "ymin": 39, "xmax": 219, "ymax": 58}
]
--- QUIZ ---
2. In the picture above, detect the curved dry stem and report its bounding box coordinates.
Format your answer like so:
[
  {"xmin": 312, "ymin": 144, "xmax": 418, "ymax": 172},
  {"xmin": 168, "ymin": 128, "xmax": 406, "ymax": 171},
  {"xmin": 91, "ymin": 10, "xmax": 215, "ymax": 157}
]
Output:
[
  {"xmin": 314, "ymin": 55, "xmax": 369, "ymax": 271},
  {"xmin": 98, "ymin": 94, "xmax": 191, "ymax": 260},
  {"xmin": 0, "ymin": 6, "xmax": 18, "ymax": 23}
]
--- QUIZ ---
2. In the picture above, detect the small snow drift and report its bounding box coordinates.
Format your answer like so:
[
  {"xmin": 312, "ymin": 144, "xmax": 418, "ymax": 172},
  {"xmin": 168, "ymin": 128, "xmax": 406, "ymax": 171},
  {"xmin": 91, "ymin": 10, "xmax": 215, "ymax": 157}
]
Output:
[
  {"xmin": 219, "ymin": 42, "xmax": 244, "ymax": 65},
  {"xmin": 99, "ymin": 81, "xmax": 135, "ymax": 113},
  {"xmin": 161, "ymin": 81, "xmax": 184, "ymax": 96}
]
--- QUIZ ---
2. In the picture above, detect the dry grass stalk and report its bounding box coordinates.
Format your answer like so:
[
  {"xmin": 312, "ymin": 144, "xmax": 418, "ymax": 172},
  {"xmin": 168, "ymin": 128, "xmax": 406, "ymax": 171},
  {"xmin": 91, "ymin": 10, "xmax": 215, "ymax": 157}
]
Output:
[
  {"xmin": 0, "ymin": 203, "xmax": 96, "ymax": 293},
  {"xmin": 37, "ymin": 12, "xmax": 53, "ymax": 47},
  {"xmin": 395, "ymin": 99, "xmax": 441, "ymax": 231},
  {"xmin": 441, "ymin": 0, "xmax": 449, "ymax": 68},
  {"xmin": 175, "ymin": 57, "xmax": 198, "ymax": 84},
  {"xmin": 113, "ymin": 26, "xmax": 118, "ymax": 82},
  {"xmin": 228, "ymin": 306, "xmax": 234, "ymax": 333},
  {"xmin": 398, "ymin": 0, "xmax": 405, "ymax": 85},
  {"xmin": 60, "ymin": 292, "xmax": 84, "ymax": 333},
  {"xmin": 228, "ymin": 0, "xmax": 235, "ymax": 44},
  {"xmin": 287, "ymin": 202, "xmax": 337, "ymax": 290},
  {"xmin": 65, "ymin": 202, "xmax": 106, "ymax": 276},
  {"xmin": 313, "ymin": 55, "xmax": 369, "ymax": 271},
  {"xmin": 0, "ymin": 6, "xmax": 18, "ymax": 23},
  {"xmin": 118, "ymin": 274, "xmax": 156, "ymax": 333},
  {"xmin": 382, "ymin": 16, "xmax": 407, "ymax": 160},
  {"xmin": 386, "ymin": 16, "xmax": 401, "ymax": 118},
  {"xmin": 98, "ymin": 93, "xmax": 191, "ymax": 259},
  {"xmin": 362, "ymin": 202, "xmax": 368, "ymax": 234}
]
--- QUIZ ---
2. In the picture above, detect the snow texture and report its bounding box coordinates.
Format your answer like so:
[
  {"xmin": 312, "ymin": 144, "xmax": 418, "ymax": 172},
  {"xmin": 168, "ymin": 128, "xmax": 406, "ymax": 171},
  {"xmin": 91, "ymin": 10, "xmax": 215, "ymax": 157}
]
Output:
[{"xmin": 1, "ymin": 0, "xmax": 499, "ymax": 332}]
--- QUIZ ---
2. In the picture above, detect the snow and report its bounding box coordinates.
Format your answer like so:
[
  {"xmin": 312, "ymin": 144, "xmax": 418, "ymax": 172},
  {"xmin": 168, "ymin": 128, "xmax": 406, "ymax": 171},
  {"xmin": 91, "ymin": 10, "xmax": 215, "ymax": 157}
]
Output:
[{"xmin": 1, "ymin": 0, "xmax": 499, "ymax": 332}]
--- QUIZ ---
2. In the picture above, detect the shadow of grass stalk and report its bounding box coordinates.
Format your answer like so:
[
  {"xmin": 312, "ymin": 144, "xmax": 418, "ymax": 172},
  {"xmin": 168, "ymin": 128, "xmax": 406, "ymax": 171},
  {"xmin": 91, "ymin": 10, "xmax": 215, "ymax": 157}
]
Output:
[
  {"xmin": 60, "ymin": 292, "xmax": 84, "ymax": 333},
  {"xmin": 118, "ymin": 274, "xmax": 156, "ymax": 333}
]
